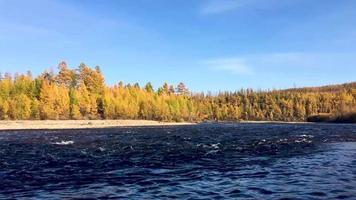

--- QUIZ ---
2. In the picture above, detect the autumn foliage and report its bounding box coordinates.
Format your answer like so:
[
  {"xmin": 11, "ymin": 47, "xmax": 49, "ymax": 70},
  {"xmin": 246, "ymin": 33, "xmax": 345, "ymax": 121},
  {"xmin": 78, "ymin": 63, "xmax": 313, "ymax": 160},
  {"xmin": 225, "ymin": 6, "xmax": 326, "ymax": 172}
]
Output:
[{"xmin": 0, "ymin": 62, "xmax": 355, "ymax": 122}]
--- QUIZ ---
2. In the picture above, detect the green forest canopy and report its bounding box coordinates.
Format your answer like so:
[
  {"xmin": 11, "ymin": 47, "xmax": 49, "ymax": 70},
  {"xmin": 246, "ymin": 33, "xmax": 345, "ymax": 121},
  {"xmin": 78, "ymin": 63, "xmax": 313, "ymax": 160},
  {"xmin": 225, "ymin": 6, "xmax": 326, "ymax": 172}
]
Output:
[{"xmin": 0, "ymin": 62, "xmax": 355, "ymax": 122}]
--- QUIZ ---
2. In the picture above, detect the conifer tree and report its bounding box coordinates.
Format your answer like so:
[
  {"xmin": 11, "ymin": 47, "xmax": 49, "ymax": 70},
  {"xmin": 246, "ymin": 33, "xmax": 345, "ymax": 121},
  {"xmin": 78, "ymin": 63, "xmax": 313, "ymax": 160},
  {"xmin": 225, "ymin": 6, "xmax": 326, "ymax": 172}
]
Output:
[
  {"xmin": 69, "ymin": 88, "xmax": 82, "ymax": 119},
  {"xmin": 177, "ymin": 82, "xmax": 188, "ymax": 95},
  {"xmin": 30, "ymin": 99, "xmax": 40, "ymax": 120},
  {"xmin": 144, "ymin": 82, "xmax": 154, "ymax": 93},
  {"xmin": 77, "ymin": 81, "xmax": 91, "ymax": 119},
  {"xmin": 0, "ymin": 62, "xmax": 354, "ymax": 122},
  {"xmin": 56, "ymin": 61, "xmax": 77, "ymax": 88},
  {"xmin": 56, "ymin": 84, "xmax": 70, "ymax": 119},
  {"xmin": 8, "ymin": 94, "xmax": 31, "ymax": 120},
  {"xmin": 39, "ymin": 80, "xmax": 58, "ymax": 119},
  {"xmin": 0, "ymin": 97, "xmax": 9, "ymax": 119}
]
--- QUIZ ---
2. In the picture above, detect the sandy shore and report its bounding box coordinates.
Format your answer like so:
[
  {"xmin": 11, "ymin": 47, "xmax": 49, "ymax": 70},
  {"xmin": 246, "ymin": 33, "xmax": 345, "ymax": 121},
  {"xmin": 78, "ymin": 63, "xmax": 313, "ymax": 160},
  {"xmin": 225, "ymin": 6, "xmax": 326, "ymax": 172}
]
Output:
[{"xmin": 0, "ymin": 120, "xmax": 195, "ymax": 130}]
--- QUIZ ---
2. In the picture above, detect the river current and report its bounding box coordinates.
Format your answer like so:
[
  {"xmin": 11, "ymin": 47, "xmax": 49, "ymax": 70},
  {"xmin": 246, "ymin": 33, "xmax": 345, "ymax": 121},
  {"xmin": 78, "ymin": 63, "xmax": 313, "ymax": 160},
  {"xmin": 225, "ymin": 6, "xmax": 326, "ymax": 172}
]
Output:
[{"xmin": 0, "ymin": 123, "xmax": 355, "ymax": 199}]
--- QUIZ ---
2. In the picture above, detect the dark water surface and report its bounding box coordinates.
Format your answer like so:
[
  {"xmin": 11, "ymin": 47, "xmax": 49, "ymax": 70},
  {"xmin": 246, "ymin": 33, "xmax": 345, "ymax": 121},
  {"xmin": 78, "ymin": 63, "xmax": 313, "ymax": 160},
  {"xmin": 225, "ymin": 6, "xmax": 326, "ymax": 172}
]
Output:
[{"xmin": 1, "ymin": 123, "xmax": 356, "ymax": 199}]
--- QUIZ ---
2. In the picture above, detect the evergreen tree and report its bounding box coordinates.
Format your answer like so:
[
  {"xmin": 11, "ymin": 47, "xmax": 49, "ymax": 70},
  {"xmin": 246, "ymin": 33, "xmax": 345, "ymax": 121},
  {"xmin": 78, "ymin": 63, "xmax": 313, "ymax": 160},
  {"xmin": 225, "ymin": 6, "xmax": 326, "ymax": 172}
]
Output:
[
  {"xmin": 177, "ymin": 82, "xmax": 188, "ymax": 95},
  {"xmin": 144, "ymin": 82, "xmax": 154, "ymax": 93}
]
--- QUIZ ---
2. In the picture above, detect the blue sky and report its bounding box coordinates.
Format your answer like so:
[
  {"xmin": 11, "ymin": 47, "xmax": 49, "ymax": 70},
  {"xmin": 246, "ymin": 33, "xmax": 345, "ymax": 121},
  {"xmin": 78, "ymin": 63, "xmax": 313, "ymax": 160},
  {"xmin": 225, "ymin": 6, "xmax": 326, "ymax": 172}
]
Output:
[{"xmin": 0, "ymin": 0, "xmax": 355, "ymax": 92}]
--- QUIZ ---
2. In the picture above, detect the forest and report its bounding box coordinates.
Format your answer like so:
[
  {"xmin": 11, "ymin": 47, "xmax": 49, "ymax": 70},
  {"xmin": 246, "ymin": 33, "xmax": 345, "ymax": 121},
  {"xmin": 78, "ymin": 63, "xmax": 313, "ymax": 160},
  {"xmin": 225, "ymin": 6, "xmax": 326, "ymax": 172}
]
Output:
[{"xmin": 0, "ymin": 62, "xmax": 355, "ymax": 122}]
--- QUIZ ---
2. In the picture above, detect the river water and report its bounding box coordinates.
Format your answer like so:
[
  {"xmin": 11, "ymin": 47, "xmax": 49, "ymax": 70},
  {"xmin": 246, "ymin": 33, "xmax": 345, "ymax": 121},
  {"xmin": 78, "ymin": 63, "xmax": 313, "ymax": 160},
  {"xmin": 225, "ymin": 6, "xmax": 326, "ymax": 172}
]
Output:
[{"xmin": 0, "ymin": 123, "xmax": 355, "ymax": 199}]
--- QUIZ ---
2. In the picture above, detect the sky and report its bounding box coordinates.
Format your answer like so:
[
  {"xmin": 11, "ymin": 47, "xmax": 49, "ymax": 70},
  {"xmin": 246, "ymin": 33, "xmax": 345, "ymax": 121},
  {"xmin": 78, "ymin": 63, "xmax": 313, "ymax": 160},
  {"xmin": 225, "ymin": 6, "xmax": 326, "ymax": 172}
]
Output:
[{"xmin": 0, "ymin": 0, "xmax": 355, "ymax": 92}]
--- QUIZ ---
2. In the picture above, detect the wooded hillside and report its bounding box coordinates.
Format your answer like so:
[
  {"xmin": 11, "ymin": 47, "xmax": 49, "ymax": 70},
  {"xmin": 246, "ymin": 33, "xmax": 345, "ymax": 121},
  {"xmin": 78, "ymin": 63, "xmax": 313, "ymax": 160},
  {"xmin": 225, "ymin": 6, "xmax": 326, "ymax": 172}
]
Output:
[{"xmin": 0, "ymin": 62, "xmax": 355, "ymax": 122}]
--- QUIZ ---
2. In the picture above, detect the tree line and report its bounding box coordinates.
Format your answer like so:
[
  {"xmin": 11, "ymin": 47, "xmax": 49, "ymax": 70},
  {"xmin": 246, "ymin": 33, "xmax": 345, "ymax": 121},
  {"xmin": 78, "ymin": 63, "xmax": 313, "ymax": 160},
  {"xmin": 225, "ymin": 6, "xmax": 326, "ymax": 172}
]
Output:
[{"xmin": 0, "ymin": 62, "xmax": 355, "ymax": 122}]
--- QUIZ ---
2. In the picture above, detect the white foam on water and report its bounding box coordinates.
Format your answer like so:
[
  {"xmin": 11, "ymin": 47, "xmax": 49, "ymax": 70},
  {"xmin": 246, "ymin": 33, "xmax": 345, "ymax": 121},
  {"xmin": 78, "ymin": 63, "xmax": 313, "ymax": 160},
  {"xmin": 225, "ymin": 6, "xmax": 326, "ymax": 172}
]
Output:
[
  {"xmin": 54, "ymin": 140, "xmax": 74, "ymax": 145},
  {"xmin": 294, "ymin": 138, "xmax": 312, "ymax": 143},
  {"xmin": 211, "ymin": 143, "xmax": 220, "ymax": 149},
  {"xmin": 258, "ymin": 139, "xmax": 267, "ymax": 145},
  {"xmin": 277, "ymin": 138, "xmax": 288, "ymax": 143},
  {"xmin": 299, "ymin": 134, "xmax": 314, "ymax": 138}
]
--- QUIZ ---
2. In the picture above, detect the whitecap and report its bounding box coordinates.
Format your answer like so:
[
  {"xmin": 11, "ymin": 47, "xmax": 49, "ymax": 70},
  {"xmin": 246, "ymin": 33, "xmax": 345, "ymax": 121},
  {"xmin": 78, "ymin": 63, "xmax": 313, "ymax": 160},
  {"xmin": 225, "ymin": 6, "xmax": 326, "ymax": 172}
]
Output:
[
  {"xmin": 294, "ymin": 138, "xmax": 312, "ymax": 143},
  {"xmin": 54, "ymin": 140, "xmax": 74, "ymax": 145},
  {"xmin": 258, "ymin": 139, "xmax": 267, "ymax": 145},
  {"xmin": 300, "ymin": 134, "xmax": 314, "ymax": 138},
  {"xmin": 277, "ymin": 138, "xmax": 288, "ymax": 143},
  {"xmin": 211, "ymin": 143, "xmax": 220, "ymax": 149}
]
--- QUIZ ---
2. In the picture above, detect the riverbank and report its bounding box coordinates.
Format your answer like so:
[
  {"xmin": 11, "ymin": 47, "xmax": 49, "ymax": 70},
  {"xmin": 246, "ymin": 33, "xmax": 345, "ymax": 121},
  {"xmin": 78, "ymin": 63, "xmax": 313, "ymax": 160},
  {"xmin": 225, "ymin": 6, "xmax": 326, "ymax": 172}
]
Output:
[
  {"xmin": 1, "ymin": 119, "xmax": 353, "ymax": 131},
  {"xmin": 307, "ymin": 112, "xmax": 356, "ymax": 123},
  {"xmin": 0, "ymin": 120, "xmax": 195, "ymax": 130}
]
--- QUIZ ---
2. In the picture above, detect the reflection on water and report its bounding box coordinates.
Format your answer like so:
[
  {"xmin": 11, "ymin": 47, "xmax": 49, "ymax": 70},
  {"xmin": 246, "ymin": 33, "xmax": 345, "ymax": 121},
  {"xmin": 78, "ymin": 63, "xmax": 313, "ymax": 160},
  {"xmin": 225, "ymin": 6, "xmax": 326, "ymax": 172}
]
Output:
[{"xmin": 0, "ymin": 123, "xmax": 355, "ymax": 199}]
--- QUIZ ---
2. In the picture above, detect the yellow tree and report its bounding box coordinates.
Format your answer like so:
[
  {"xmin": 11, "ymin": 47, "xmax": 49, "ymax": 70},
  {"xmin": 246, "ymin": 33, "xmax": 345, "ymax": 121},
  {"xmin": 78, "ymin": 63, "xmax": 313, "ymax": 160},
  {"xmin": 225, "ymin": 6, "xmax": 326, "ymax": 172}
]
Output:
[
  {"xmin": 30, "ymin": 99, "xmax": 40, "ymax": 120},
  {"xmin": 0, "ymin": 73, "xmax": 12, "ymax": 100},
  {"xmin": 89, "ymin": 96, "xmax": 98, "ymax": 119},
  {"xmin": 338, "ymin": 89, "xmax": 354, "ymax": 113},
  {"xmin": 77, "ymin": 81, "xmax": 91, "ymax": 119},
  {"xmin": 78, "ymin": 64, "xmax": 105, "ymax": 118},
  {"xmin": 78, "ymin": 64, "xmax": 105, "ymax": 95},
  {"xmin": 55, "ymin": 84, "xmax": 70, "ymax": 119},
  {"xmin": 56, "ymin": 61, "xmax": 77, "ymax": 87},
  {"xmin": 0, "ymin": 97, "xmax": 9, "ymax": 119},
  {"xmin": 103, "ymin": 88, "xmax": 116, "ymax": 119},
  {"xmin": 69, "ymin": 89, "xmax": 82, "ymax": 119},
  {"xmin": 39, "ymin": 80, "xmax": 58, "ymax": 119},
  {"xmin": 8, "ymin": 94, "xmax": 31, "ymax": 120}
]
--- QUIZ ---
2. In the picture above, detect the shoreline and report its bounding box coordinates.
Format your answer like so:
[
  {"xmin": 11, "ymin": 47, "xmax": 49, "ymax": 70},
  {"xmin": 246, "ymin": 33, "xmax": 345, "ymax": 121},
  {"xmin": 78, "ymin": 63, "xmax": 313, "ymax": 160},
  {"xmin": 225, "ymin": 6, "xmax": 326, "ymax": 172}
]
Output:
[
  {"xmin": 207, "ymin": 120, "xmax": 313, "ymax": 124},
  {"xmin": 0, "ymin": 120, "xmax": 195, "ymax": 130},
  {"xmin": 0, "ymin": 119, "xmax": 353, "ymax": 131}
]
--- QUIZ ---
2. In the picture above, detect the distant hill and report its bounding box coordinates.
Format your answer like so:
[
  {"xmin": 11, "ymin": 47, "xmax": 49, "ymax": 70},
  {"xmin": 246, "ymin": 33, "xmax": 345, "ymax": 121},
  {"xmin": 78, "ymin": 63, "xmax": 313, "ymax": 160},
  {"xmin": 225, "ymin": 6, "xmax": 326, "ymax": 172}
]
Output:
[{"xmin": 283, "ymin": 82, "xmax": 356, "ymax": 93}]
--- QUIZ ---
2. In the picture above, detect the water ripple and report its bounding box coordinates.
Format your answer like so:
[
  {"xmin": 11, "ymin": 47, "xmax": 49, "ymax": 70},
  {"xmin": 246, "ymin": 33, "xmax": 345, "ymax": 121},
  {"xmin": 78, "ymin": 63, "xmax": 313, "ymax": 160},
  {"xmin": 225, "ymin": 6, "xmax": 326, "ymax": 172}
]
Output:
[{"xmin": 0, "ymin": 123, "xmax": 355, "ymax": 199}]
